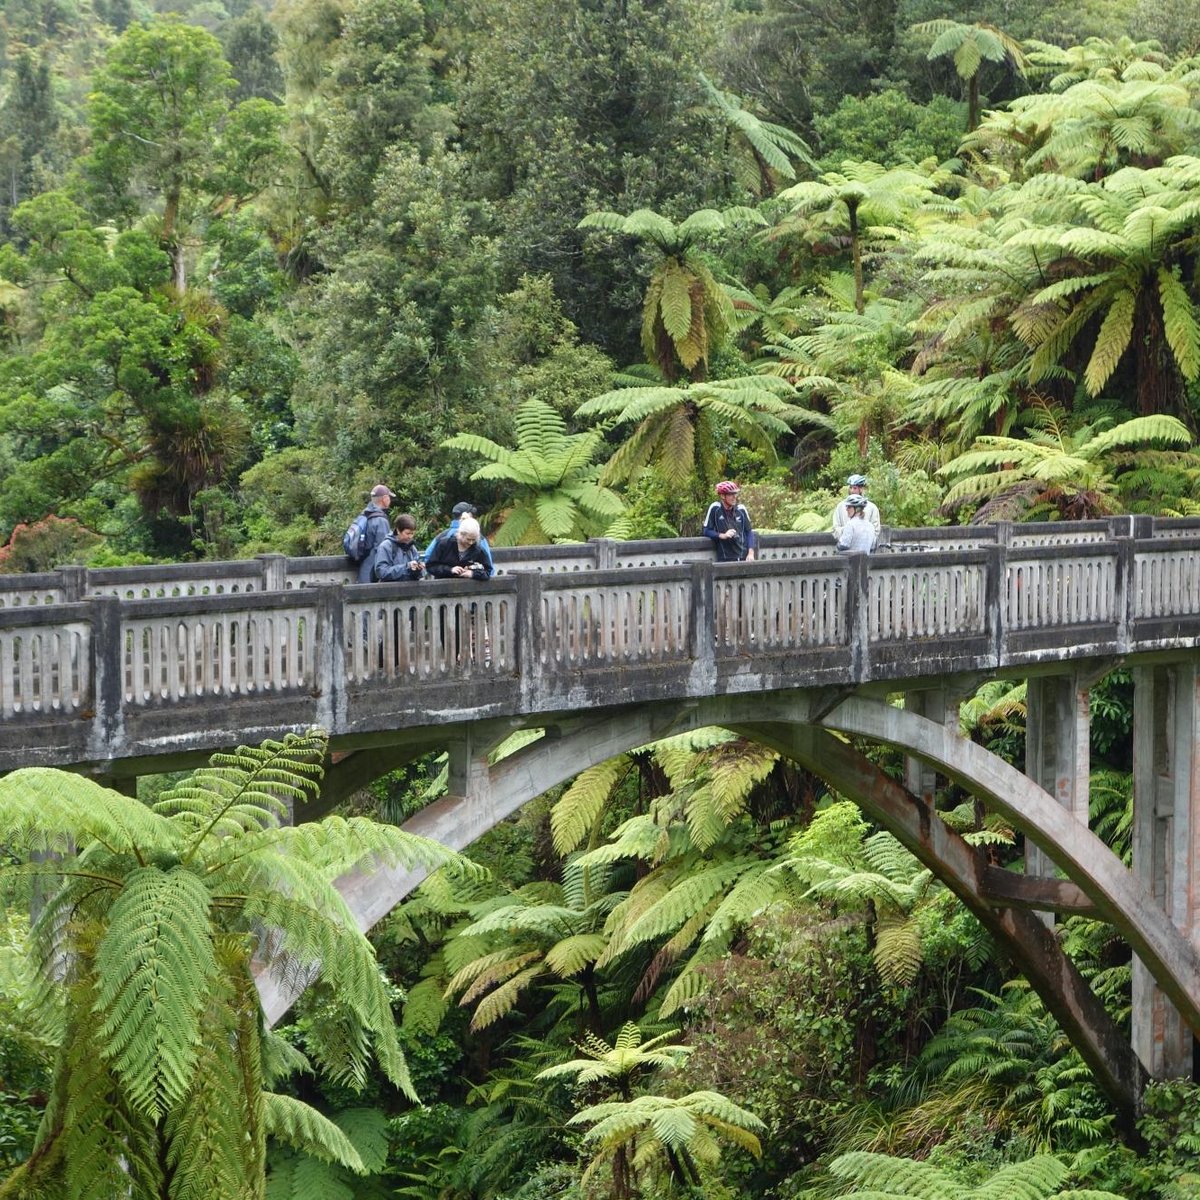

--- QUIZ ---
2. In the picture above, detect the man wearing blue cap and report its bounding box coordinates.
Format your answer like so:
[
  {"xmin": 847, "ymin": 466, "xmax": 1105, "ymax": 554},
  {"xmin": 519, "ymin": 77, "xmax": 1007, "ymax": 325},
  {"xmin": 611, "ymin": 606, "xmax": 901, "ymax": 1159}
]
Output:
[{"xmin": 831, "ymin": 474, "xmax": 880, "ymax": 547}]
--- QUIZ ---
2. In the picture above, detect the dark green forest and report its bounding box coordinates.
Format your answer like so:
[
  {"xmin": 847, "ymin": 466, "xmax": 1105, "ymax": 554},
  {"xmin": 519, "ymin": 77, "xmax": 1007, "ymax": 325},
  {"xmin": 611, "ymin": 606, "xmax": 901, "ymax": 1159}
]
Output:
[{"xmin": 4, "ymin": 0, "xmax": 1200, "ymax": 1194}]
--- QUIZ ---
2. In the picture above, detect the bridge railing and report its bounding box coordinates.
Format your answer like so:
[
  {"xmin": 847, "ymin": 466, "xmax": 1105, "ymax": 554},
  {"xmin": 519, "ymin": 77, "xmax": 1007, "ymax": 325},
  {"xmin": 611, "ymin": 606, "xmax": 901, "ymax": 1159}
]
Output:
[
  {"xmin": 7, "ymin": 517, "xmax": 1200, "ymax": 766},
  {"xmin": 7, "ymin": 515, "xmax": 1200, "ymax": 610}
]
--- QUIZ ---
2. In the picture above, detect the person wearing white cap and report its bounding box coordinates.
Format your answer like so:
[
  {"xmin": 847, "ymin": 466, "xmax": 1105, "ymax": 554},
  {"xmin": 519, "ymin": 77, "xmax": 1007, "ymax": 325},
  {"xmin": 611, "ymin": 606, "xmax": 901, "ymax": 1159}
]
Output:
[{"xmin": 831, "ymin": 473, "xmax": 879, "ymax": 546}]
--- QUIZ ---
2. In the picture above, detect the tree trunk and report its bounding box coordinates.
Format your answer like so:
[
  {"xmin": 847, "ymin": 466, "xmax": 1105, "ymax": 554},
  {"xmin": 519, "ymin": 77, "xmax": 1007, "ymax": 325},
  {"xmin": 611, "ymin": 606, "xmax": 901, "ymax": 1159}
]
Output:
[
  {"xmin": 162, "ymin": 186, "xmax": 186, "ymax": 292},
  {"xmin": 968, "ymin": 73, "xmax": 980, "ymax": 133},
  {"xmin": 848, "ymin": 201, "xmax": 864, "ymax": 315},
  {"xmin": 1135, "ymin": 285, "xmax": 1185, "ymax": 419}
]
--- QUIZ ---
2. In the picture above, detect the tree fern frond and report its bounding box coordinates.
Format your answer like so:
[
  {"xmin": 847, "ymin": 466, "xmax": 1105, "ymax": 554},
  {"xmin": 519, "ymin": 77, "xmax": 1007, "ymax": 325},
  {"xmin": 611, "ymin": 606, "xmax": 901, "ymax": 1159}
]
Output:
[
  {"xmin": 160, "ymin": 730, "xmax": 326, "ymax": 841},
  {"xmin": 94, "ymin": 866, "xmax": 217, "ymax": 1120},
  {"xmin": 470, "ymin": 964, "xmax": 544, "ymax": 1030},
  {"xmin": 828, "ymin": 1150, "xmax": 959, "ymax": 1200},
  {"xmin": 263, "ymin": 1092, "xmax": 366, "ymax": 1174},
  {"xmin": 1083, "ymin": 290, "xmax": 1135, "ymax": 394},
  {"xmin": 1158, "ymin": 266, "xmax": 1200, "ymax": 380}
]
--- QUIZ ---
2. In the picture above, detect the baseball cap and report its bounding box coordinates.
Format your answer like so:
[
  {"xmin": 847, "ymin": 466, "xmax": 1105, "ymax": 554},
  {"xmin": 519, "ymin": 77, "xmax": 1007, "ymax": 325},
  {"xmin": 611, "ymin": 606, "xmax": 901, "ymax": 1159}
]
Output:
[
  {"xmin": 451, "ymin": 501, "xmax": 477, "ymax": 517},
  {"xmin": 370, "ymin": 484, "xmax": 396, "ymax": 499}
]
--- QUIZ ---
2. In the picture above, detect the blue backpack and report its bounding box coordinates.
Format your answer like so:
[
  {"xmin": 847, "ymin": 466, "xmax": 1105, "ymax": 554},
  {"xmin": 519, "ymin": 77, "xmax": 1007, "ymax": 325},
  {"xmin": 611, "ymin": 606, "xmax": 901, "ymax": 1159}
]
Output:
[{"xmin": 343, "ymin": 513, "xmax": 371, "ymax": 562}]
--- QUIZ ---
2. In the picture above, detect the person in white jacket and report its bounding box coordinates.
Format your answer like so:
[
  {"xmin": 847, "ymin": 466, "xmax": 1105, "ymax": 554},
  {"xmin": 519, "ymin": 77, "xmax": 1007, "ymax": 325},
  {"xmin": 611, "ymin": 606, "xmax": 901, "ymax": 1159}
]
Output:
[
  {"xmin": 831, "ymin": 474, "xmax": 880, "ymax": 543},
  {"xmin": 836, "ymin": 495, "xmax": 877, "ymax": 553}
]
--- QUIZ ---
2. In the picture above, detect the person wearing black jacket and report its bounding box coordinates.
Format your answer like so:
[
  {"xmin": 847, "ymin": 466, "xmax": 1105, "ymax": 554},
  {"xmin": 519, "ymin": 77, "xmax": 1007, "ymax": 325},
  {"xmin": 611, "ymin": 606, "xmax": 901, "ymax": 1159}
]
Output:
[
  {"xmin": 373, "ymin": 512, "xmax": 425, "ymax": 581},
  {"xmin": 425, "ymin": 515, "xmax": 493, "ymax": 580}
]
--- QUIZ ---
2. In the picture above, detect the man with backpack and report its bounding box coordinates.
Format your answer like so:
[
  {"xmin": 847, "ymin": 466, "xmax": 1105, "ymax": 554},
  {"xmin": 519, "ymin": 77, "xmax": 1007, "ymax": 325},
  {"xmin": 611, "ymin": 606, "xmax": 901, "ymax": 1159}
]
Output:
[{"xmin": 344, "ymin": 484, "xmax": 395, "ymax": 581}]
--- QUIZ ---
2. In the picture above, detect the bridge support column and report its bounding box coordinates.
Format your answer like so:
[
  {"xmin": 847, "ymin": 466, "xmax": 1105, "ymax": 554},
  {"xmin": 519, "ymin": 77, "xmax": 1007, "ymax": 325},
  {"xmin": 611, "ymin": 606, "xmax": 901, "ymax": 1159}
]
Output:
[
  {"xmin": 1133, "ymin": 663, "xmax": 1200, "ymax": 1080},
  {"xmin": 448, "ymin": 729, "xmax": 495, "ymax": 811},
  {"xmin": 903, "ymin": 683, "xmax": 968, "ymax": 804},
  {"xmin": 1024, "ymin": 673, "xmax": 1092, "ymax": 887}
]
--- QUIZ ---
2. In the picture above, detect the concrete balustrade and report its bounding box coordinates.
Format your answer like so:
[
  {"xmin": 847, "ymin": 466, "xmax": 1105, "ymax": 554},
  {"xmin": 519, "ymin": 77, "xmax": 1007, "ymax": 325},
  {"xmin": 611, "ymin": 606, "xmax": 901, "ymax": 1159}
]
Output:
[
  {"xmin": 6, "ymin": 514, "xmax": 1199, "ymax": 611},
  {"xmin": 3, "ymin": 518, "xmax": 1200, "ymax": 774}
]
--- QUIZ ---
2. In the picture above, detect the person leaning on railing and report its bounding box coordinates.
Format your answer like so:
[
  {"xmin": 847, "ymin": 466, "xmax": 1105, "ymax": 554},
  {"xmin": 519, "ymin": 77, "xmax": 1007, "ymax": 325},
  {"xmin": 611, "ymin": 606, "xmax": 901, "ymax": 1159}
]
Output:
[
  {"xmin": 372, "ymin": 512, "xmax": 426, "ymax": 581},
  {"xmin": 425, "ymin": 515, "xmax": 494, "ymax": 580}
]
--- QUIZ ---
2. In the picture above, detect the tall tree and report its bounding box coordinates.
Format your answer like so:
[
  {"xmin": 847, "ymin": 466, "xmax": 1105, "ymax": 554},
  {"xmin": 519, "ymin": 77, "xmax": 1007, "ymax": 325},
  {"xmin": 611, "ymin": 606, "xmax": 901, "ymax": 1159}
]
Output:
[
  {"xmin": 87, "ymin": 19, "xmax": 286, "ymax": 291},
  {"xmin": 88, "ymin": 20, "xmax": 236, "ymax": 290},
  {"xmin": 456, "ymin": 0, "xmax": 728, "ymax": 359},
  {"xmin": 0, "ymin": 53, "xmax": 58, "ymax": 233}
]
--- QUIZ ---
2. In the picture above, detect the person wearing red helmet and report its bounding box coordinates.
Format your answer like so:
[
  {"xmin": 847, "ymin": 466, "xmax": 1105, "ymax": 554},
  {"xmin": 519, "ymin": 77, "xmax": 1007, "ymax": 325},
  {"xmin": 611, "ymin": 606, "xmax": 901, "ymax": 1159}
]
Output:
[{"xmin": 703, "ymin": 480, "xmax": 756, "ymax": 562}]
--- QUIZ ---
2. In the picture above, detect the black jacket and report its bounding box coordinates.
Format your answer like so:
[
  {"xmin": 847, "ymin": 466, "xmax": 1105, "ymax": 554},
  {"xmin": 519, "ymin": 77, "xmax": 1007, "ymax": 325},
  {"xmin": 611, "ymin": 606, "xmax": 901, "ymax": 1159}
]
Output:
[
  {"xmin": 702, "ymin": 501, "xmax": 756, "ymax": 562},
  {"xmin": 425, "ymin": 535, "xmax": 493, "ymax": 580}
]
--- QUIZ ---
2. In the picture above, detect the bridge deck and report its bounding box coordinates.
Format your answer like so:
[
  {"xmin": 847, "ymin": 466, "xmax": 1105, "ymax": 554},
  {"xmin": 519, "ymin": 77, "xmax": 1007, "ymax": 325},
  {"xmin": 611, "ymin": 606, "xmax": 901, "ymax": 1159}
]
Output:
[{"xmin": 2, "ymin": 514, "xmax": 1199, "ymax": 773}]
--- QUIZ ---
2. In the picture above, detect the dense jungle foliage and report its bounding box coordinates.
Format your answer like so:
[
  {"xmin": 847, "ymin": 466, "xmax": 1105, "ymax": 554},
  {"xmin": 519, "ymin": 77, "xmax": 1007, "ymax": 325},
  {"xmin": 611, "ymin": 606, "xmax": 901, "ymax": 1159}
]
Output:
[{"xmin": 4, "ymin": 0, "xmax": 1200, "ymax": 1195}]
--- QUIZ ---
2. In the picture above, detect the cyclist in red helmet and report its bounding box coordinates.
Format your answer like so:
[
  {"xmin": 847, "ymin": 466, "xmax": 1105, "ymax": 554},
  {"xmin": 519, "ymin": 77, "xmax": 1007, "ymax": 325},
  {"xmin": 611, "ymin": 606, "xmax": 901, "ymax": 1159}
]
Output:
[{"xmin": 704, "ymin": 481, "xmax": 756, "ymax": 562}]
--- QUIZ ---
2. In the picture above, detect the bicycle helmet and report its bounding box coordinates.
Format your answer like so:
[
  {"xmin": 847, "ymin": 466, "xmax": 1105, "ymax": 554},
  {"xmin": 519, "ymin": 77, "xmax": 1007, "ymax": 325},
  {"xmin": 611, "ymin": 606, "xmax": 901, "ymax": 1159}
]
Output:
[
  {"xmin": 846, "ymin": 495, "xmax": 868, "ymax": 510},
  {"xmin": 715, "ymin": 481, "xmax": 740, "ymax": 496},
  {"xmin": 847, "ymin": 474, "xmax": 867, "ymax": 488}
]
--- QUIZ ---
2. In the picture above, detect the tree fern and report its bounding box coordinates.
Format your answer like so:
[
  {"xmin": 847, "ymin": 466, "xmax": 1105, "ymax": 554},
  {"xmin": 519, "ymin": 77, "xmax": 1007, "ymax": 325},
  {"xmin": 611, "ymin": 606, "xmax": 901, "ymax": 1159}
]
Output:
[{"xmin": 0, "ymin": 730, "xmax": 463, "ymax": 1198}]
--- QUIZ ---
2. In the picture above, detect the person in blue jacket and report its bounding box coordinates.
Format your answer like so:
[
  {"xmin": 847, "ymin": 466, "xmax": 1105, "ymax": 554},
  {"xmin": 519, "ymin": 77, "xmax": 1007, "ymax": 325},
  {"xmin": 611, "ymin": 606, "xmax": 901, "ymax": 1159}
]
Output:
[
  {"xmin": 425, "ymin": 501, "xmax": 495, "ymax": 573},
  {"xmin": 355, "ymin": 484, "xmax": 395, "ymax": 582},
  {"xmin": 373, "ymin": 513, "xmax": 426, "ymax": 581},
  {"xmin": 703, "ymin": 480, "xmax": 756, "ymax": 562}
]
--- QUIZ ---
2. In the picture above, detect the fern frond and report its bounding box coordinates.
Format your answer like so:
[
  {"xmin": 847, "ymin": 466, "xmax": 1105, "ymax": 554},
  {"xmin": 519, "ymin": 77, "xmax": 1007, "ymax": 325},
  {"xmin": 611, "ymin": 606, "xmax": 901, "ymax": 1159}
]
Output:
[
  {"xmin": 94, "ymin": 866, "xmax": 217, "ymax": 1120},
  {"xmin": 263, "ymin": 1092, "xmax": 366, "ymax": 1174}
]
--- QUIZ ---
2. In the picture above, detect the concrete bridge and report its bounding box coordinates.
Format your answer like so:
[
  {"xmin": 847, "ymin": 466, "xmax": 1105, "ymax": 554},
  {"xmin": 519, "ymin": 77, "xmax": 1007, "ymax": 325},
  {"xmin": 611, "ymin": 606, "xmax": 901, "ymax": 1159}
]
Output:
[{"xmin": 6, "ymin": 514, "xmax": 1200, "ymax": 1126}]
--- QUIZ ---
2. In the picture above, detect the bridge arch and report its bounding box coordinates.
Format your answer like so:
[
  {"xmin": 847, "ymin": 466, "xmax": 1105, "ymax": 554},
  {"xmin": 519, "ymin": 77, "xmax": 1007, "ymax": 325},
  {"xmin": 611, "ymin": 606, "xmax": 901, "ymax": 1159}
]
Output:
[{"xmin": 263, "ymin": 688, "xmax": 1179, "ymax": 1128}]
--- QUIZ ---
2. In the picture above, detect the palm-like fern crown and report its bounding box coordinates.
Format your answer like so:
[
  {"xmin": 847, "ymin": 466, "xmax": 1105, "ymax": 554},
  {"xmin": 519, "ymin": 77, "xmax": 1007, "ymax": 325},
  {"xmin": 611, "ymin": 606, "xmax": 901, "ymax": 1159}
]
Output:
[
  {"xmin": 574, "ymin": 374, "xmax": 827, "ymax": 486},
  {"xmin": 1024, "ymin": 35, "xmax": 1172, "ymax": 91},
  {"xmin": 536, "ymin": 1022, "xmax": 690, "ymax": 1086},
  {"xmin": 698, "ymin": 72, "xmax": 815, "ymax": 189},
  {"xmin": 912, "ymin": 19, "xmax": 1029, "ymax": 80},
  {"xmin": 938, "ymin": 395, "xmax": 1191, "ymax": 514},
  {"xmin": 996, "ymin": 70, "xmax": 1200, "ymax": 177},
  {"xmin": 443, "ymin": 398, "xmax": 625, "ymax": 544},
  {"xmin": 777, "ymin": 161, "xmax": 946, "ymax": 236},
  {"xmin": 985, "ymin": 160, "xmax": 1200, "ymax": 407},
  {"xmin": 439, "ymin": 866, "xmax": 627, "ymax": 1032},
  {"xmin": 0, "ymin": 731, "xmax": 465, "ymax": 1198}
]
